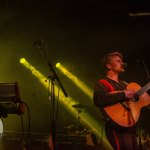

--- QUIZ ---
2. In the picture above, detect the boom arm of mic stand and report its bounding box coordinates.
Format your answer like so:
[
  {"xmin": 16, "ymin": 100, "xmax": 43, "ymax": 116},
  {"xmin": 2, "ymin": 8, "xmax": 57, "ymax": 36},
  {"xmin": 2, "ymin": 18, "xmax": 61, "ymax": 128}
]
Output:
[
  {"xmin": 38, "ymin": 46, "xmax": 68, "ymax": 97},
  {"xmin": 48, "ymin": 62, "xmax": 68, "ymax": 97}
]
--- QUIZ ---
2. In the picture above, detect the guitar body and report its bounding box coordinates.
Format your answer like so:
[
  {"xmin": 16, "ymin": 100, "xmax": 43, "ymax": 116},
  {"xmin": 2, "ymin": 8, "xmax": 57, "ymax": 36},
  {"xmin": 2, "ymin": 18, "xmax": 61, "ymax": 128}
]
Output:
[{"xmin": 104, "ymin": 82, "xmax": 150, "ymax": 127}]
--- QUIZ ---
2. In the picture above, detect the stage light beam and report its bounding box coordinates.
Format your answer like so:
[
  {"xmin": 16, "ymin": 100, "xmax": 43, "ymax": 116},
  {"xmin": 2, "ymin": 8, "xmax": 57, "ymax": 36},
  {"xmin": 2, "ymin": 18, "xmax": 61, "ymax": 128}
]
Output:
[
  {"xmin": 20, "ymin": 58, "xmax": 112, "ymax": 150},
  {"xmin": 56, "ymin": 63, "xmax": 93, "ymax": 99}
]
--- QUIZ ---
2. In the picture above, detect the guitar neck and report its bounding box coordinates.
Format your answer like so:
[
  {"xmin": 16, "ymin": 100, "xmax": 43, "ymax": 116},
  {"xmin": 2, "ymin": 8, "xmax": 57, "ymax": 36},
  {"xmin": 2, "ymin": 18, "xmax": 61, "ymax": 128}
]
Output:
[{"xmin": 137, "ymin": 82, "xmax": 150, "ymax": 97}]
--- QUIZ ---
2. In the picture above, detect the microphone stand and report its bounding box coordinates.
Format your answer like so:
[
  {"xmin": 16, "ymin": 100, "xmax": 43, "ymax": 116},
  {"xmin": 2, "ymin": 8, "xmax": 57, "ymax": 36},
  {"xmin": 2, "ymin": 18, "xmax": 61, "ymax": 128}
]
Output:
[
  {"xmin": 34, "ymin": 42, "xmax": 68, "ymax": 150},
  {"xmin": 141, "ymin": 59, "xmax": 150, "ymax": 81}
]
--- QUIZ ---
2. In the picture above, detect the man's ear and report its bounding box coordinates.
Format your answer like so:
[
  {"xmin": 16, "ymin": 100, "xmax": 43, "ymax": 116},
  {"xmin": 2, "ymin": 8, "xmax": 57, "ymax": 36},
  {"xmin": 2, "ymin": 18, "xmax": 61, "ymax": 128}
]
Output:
[{"xmin": 106, "ymin": 63, "xmax": 111, "ymax": 70}]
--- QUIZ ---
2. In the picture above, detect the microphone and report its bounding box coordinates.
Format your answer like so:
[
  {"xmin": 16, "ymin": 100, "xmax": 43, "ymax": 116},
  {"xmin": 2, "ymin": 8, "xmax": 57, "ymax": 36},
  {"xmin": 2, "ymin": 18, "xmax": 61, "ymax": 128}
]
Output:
[
  {"xmin": 121, "ymin": 63, "xmax": 127, "ymax": 72},
  {"xmin": 122, "ymin": 63, "xmax": 127, "ymax": 68}
]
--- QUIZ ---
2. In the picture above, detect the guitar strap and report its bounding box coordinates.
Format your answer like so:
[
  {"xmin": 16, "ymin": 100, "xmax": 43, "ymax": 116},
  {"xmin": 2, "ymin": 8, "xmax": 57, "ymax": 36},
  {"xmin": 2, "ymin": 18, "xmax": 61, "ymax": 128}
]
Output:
[
  {"xmin": 98, "ymin": 79, "xmax": 115, "ymax": 92},
  {"xmin": 98, "ymin": 79, "xmax": 120, "ymax": 150},
  {"xmin": 99, "ymin": 79, "xmax": 130, "ymax": 111}
]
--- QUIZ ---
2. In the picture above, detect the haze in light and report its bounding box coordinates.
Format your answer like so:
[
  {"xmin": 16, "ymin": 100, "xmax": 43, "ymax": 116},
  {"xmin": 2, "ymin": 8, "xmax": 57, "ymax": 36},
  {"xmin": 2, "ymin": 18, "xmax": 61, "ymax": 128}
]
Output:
[
  {"xmin": 20, "ymin": 58, "xmax": 111, "ymax": 149},
  {"xmin": 56, "ymin": 63, "xmax": 93, "ymax": 99}
]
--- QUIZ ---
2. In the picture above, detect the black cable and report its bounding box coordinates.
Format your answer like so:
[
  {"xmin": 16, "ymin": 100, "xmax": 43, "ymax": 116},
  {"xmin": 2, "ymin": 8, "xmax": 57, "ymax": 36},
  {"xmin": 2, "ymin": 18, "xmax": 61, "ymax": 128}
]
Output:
[
  {"xmin": 19, "ymin": 102, "xmax": 31, "ymax": 150},
  {"xmin": 20, "ymin": 114, "xmax": 26, "ymax": 149},
  {"xmin": 48, "ymin": 78, "xmax": 56, "ymax": 150},
  {"xmin": 54, "ymin": 85, "xmax": 60, "ymax": 126},
  {"xmin": 48, "ymin": 77, "xmax": 51, "ymax": 102},
  {"xmin": 48, "ymin": 78, "xmax": 53, "ymax": 150},
  {"xmin": 48, "ymin": 77, "xmax": 60, "ymax": 150},
  {"xmin": 51, "ymin": 80, "xmax": 56, "ymax": 149}
]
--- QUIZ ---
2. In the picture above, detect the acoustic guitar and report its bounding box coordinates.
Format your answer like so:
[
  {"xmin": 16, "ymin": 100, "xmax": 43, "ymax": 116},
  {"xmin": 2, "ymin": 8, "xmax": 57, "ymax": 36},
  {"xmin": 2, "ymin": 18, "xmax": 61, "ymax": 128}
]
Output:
[{"xmin": 104, "ymin": 82, "xmax": 150, "ymax": 127}]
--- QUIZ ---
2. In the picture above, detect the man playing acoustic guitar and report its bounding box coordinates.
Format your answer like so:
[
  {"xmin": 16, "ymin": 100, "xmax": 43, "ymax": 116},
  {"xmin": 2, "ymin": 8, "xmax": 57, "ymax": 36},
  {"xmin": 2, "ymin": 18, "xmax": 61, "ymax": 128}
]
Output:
[{"xmin": 93, "ymin": 52, "xmax": 140, "ymax": 150}]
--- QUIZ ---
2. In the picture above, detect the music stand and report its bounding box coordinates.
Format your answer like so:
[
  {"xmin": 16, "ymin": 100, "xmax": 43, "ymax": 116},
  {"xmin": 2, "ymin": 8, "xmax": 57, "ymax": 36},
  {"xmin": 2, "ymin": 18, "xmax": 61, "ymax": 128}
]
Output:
[{"xmin": 0, "ymin": 82, "xmax": 24, "ymax": 118}]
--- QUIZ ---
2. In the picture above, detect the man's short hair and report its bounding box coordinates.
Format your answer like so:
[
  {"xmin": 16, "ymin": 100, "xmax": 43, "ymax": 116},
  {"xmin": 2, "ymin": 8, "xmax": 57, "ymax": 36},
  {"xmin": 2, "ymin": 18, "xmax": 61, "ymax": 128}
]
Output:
[{"xmin": 101, "ymin": 51, "xmax": 123, "ymax": 72}]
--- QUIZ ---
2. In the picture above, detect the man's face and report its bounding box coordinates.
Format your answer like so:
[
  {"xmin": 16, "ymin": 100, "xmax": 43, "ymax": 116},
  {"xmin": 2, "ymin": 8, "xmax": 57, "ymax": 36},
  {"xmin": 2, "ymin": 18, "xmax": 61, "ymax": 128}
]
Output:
[{"xmin": 107, "ymin": 55, "xmax": 125, "ymax": 73}]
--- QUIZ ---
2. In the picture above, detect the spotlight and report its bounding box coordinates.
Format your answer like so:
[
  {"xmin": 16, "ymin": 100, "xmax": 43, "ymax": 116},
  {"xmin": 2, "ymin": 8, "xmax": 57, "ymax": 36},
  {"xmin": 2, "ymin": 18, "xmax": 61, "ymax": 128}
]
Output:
[
  {"xmin": 56, "ymin": 62, "xmax": 61, "ymax": 68},
  {"xmin": 20, "ymin": 58, "xmax": 26, "ymax": 64}
]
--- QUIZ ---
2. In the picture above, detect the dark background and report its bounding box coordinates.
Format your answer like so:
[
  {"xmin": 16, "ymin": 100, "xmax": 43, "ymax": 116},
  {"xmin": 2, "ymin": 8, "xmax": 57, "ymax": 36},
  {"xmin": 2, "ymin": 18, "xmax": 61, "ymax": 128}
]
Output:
[{"xmin": 0, "ymin": 0, "xmax": 150, "ymax": 145}]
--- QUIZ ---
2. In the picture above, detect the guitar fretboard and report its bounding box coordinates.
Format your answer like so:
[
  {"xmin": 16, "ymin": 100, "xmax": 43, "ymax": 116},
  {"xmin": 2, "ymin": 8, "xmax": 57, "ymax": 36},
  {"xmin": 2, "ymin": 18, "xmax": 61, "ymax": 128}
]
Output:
[{"xmin": 136, "ymin": 82, "xmax": 150, "ymax": 97}]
